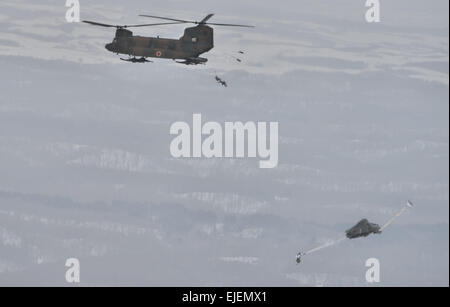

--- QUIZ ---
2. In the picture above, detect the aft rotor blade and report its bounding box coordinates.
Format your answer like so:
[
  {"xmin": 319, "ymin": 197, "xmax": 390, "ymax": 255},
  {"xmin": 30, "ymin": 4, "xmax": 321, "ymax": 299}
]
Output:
[
  {"xmin": 204, "ymin": 22, "xmax": 255, "ymax": 28},
  {"xmin": 125, "ymin": 22, "xmax": 185, "ymax": 28},
  {"xmin": 200, "ymin": 14, "xmax": 215, "ymax": 24},
  {"xmin": 139, "ymin": 14, "xmax": 254, "ymax": 28},
  {"xmin": 139, "ymin": 15, "xmax": 192, "ymax": 23}
]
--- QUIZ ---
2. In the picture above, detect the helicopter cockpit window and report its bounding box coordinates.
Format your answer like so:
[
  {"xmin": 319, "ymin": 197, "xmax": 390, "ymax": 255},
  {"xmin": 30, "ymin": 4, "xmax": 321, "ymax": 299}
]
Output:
[{"xmin": 191, "ymin": 37, "xmax": 198, "ymax": 43}]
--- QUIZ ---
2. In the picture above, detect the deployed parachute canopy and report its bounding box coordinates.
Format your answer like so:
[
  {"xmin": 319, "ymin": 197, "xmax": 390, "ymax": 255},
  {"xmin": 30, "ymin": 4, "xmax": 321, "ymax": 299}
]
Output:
[
  {"xmin": 296, "ymin": 200, "xmax": 414, "ymax": 264},
  {"xmin": 345, "ymin": 219, "xmax": 381, "ymax": 239}
]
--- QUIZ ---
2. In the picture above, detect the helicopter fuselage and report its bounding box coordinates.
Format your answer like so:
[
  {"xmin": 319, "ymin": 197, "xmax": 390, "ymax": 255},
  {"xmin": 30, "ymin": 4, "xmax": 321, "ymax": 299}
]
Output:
[{"xmin": 105, "ymin": 25, "xmax": 214, "ymax": 61}]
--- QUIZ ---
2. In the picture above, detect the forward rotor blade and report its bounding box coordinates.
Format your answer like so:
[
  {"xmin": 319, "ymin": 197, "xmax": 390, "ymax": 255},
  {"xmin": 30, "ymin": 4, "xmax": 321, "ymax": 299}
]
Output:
[
  {"xmin": 204, "ymin": 22, "xmax": 255, "ymax": 28},
  {"xmin": 139, "ymin": 15, "xmax": 192, "ymax": 23},
  {"xmin": 83, "ymin": 20, "xmax": 117, "ymax": 28},
  {"xmin": 83, "ymin": 20, "xmax": 184, "ymax": 28}
]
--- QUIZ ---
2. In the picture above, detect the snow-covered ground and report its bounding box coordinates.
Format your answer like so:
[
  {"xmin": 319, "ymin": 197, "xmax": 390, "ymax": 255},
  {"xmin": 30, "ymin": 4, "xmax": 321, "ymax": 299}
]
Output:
[{"xmin": 0, "ymin": 0, "xmax": 448, "ymax": 286}]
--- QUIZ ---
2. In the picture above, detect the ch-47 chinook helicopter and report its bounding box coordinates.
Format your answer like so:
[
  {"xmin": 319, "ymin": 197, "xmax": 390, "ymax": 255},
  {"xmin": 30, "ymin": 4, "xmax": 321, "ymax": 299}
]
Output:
[{"xmin": 83, "ymin": 14, "xmax": 254, "ymax": 64}]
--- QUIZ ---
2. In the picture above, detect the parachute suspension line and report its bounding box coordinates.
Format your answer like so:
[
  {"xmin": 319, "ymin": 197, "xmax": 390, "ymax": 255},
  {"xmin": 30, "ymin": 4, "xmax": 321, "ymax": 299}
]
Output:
[
  {"xmin": 304, "ymin": 236, "xmax": 347, "ymax": 255},
  {"xmin": 380, "ymin": 201, "xmax": 413, "ymax": 232}
]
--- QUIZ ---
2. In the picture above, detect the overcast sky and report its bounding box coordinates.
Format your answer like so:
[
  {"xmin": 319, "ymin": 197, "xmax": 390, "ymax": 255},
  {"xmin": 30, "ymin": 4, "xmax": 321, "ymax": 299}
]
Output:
[{"xmin": 0, "ymin": 0, "xmax": 448, "ymax": 286}]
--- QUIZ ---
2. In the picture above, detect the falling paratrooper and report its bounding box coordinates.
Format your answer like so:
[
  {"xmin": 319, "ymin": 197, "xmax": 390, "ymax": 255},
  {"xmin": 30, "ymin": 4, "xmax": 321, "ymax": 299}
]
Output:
[{"xmin": 215, "ymin": 75, "xmax": 228, "ymax": 87}]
